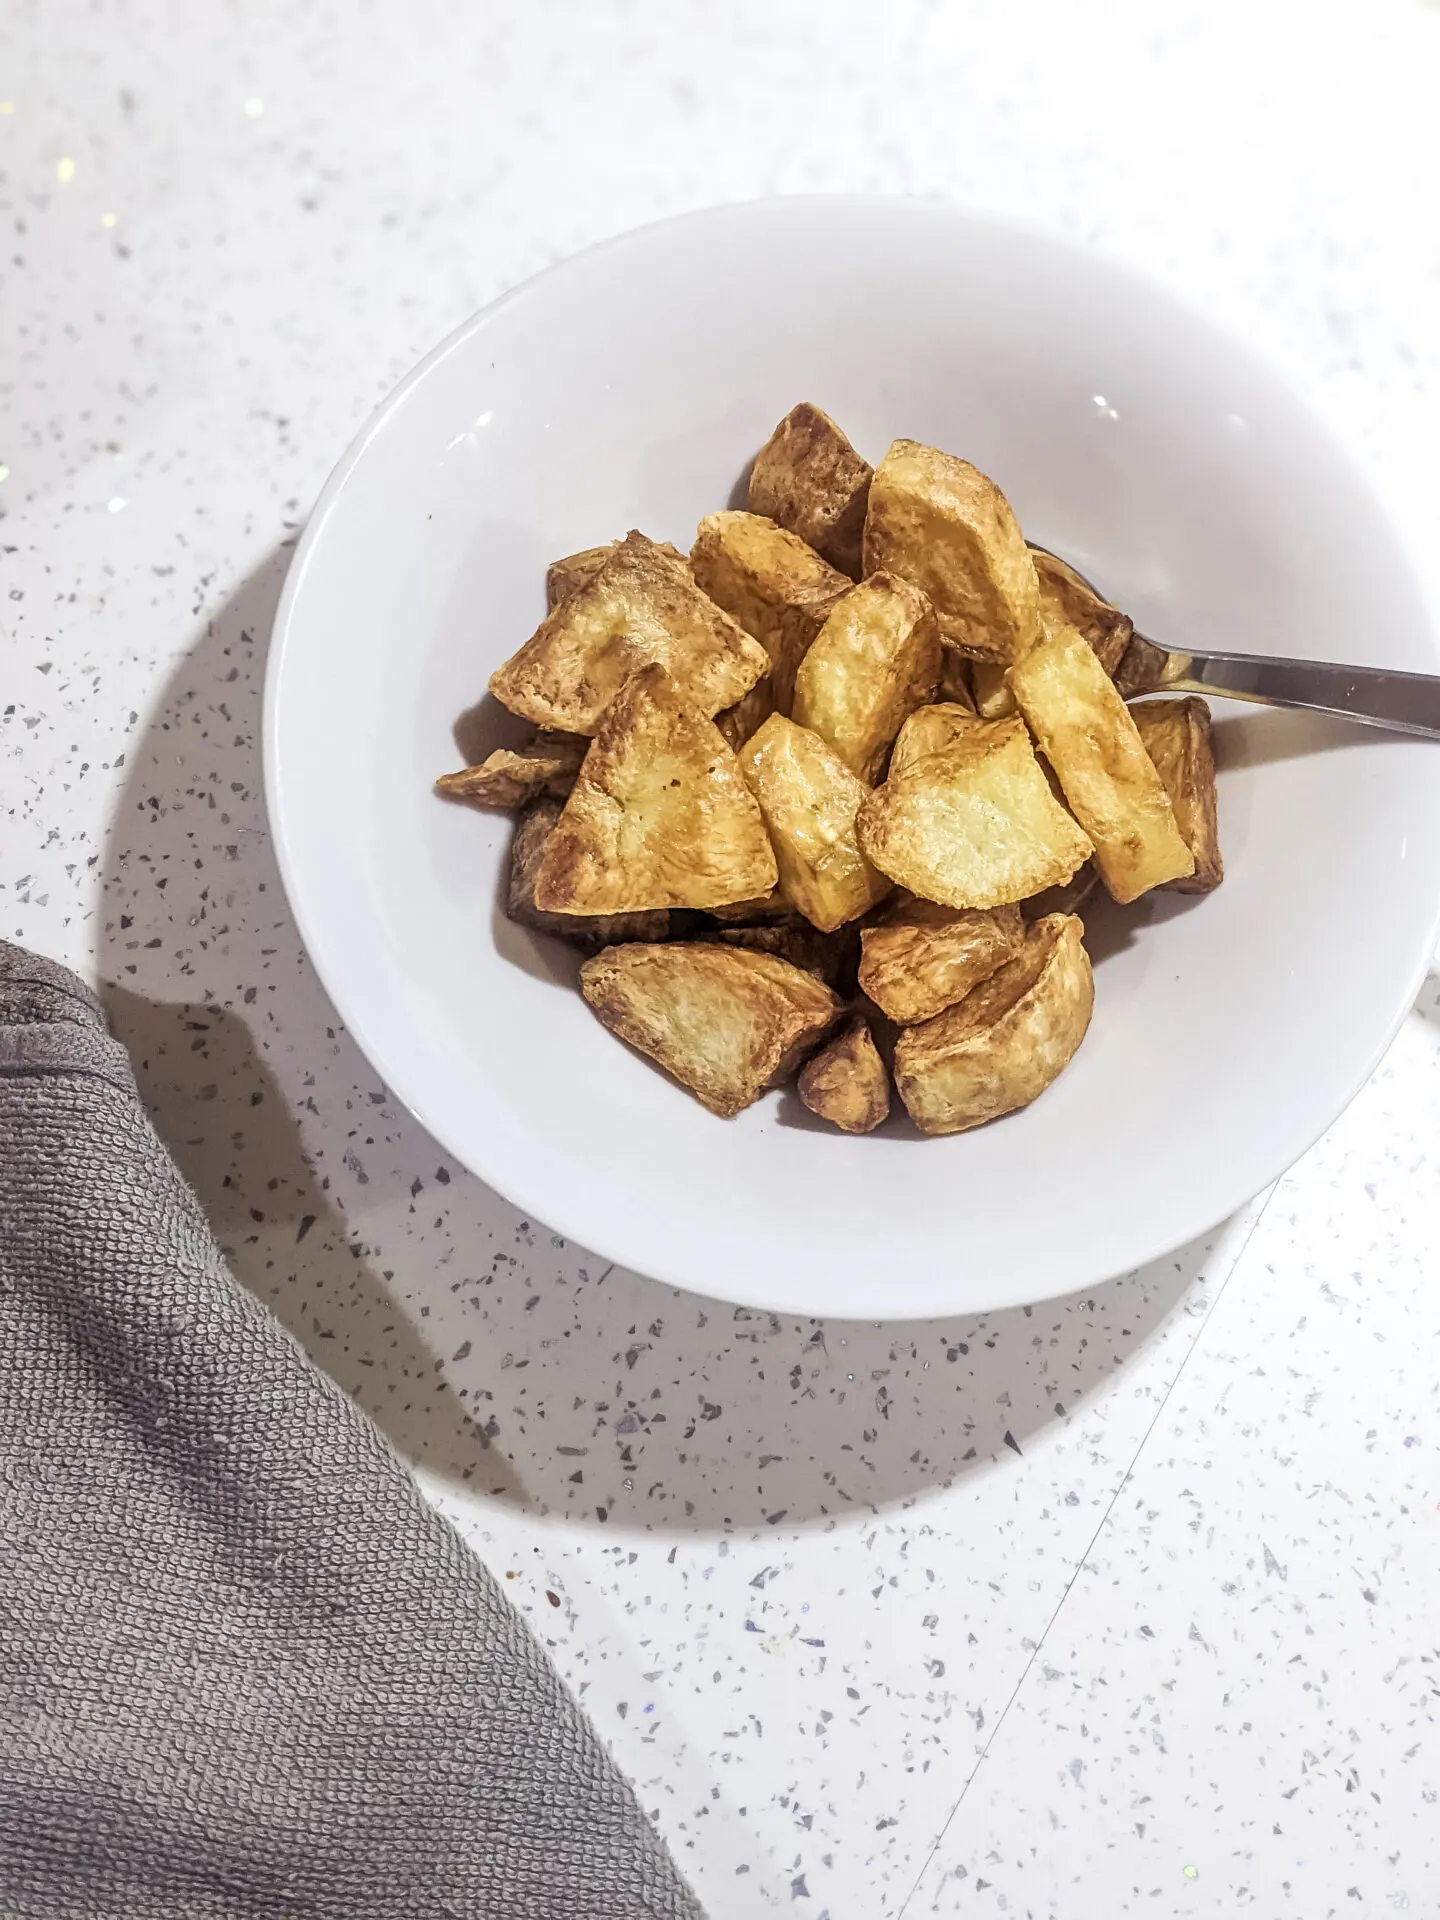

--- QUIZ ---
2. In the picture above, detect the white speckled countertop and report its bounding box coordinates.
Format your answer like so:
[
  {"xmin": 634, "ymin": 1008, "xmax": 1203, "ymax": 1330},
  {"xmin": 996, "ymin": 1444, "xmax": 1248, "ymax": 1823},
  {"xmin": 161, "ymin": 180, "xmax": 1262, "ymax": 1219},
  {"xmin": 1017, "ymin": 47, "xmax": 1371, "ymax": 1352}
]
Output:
[{"xmin": 5, "ymin": 3, "xmax": 1440, "ymax": 1913}]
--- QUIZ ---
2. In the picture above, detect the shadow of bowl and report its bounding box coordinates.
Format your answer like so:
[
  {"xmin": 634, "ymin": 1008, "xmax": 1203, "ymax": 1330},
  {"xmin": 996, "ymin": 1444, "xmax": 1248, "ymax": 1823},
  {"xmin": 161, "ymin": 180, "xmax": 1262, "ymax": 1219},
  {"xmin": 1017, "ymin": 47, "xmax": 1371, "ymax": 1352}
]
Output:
[{"xmin": 98, "ymin": 547, "xmax": 1235, "ymax": 1535}]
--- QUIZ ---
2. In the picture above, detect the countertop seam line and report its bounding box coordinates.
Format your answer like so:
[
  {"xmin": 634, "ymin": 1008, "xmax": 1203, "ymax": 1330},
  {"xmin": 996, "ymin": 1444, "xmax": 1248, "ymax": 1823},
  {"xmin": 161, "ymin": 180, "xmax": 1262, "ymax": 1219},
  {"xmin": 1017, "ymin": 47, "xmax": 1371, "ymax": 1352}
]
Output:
[{"xmin": 893, "ymin": 1185, "xmax": 1281, "ymax": 1917}]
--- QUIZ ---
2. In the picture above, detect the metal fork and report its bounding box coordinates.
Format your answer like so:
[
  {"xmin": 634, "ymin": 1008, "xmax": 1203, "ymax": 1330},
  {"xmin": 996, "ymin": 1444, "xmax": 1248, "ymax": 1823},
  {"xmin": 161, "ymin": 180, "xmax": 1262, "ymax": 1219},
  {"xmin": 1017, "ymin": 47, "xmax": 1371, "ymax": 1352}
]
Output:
[{"xmin": 1037, "ymin": 547, "xmax": 1440, "ymax": 742}]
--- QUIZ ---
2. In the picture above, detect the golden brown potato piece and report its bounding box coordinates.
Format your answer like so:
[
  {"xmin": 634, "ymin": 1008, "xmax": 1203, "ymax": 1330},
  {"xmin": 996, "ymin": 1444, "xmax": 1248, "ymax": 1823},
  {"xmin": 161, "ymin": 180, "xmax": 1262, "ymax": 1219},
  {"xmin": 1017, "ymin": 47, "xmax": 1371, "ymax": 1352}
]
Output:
[
  {"xmin": 435, "ymin": 731, "xmax": 587, "ymax": 810},
  {"xmin": 1030, "ymin": 548, "xmax": 1133, "ymax": 678},
  {"xmin": 1130, "ymin": 697, "xmax": 1223, "ymax": 893},
  {"xmin": 579, "ymin": 941, "xmax": 841, "ymax": 1117},
  {"xmin": 798, "ymin": 1017, "xmax": 891, "ymax": 1133},
  {"xmin": 790, "ymin": 573, "xmax": 942, "ymax": 783},
  {"xmin": 862, "ymin": 440, "xmax": 1041, "ymax": 664},
  {"xmin": 857, "ymin": 896, "xmax": 1023, "ymax": 1025},
  {"xmin": 491, "ymin": 531, "xmax": 768, "ymax": 735},
  {"xmin": 708, "ymin": 921, "xmax": 860, "ymax": 995},
  {"xmin": 545, "ymin": 539, "xmax": 690, "ymax": 610},
  {"xmin": 533, "ymin": 664, "xmax": 778, "ymax": 915},
  {"xmin": 858, "ymin": 711, "xmax": 1092, "ymax": 910},
  {"xmin": 1009, "ymin": 621, "xmax": 1194, "ymax": 903},
  {"xmin": 507, "ymin": 798, "xmax": 671, "ymax": 947},
  {"xmin": 738, "ymin": 713, "xmax": 891, "ymax": 932},
  {"xmin": 1113, "ymin": 632, "xmax": 1174, "ymax": 700},
  {"xmin": 894, "ymin": 914, "xmax": 1093, "ymax": 1135},
  {"xmin": 968, "ymin": 659, "xmax": 1018, "ymax": 719},
  {"xmin": 937, "ymin": 650, "xmax": 977, "ymax": 711},
  {"xmin": 690, "ymin": 511, "xmax": 850, "ymax": 716},
  {"xmin": 747, "ymin": 402, "xmax": 873, "ymax": 579},
  {"xmin": 884, "ymin": 699, "xmax": 982, "ymax": 775},
  {"xmin": 1021, "ymin": 862, "xmax": 1099, "ymax": 921}
]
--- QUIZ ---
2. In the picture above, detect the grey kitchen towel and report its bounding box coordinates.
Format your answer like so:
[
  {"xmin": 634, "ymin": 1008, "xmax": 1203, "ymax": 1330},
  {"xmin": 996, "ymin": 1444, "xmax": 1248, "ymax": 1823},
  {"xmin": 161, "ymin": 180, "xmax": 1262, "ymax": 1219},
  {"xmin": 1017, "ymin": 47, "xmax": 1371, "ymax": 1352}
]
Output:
[{"xmin": 0, "ymin": 941, "xmax": 704, "ymax": 1920}]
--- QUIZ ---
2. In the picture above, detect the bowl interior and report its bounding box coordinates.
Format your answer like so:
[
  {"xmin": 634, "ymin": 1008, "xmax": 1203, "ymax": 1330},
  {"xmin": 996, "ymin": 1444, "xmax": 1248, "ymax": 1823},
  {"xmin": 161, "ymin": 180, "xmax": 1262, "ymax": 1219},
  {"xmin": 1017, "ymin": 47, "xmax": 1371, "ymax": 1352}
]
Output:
[{"xmin": 266, "ymin": 199, "xmax": 1440, "ymax": 1317}]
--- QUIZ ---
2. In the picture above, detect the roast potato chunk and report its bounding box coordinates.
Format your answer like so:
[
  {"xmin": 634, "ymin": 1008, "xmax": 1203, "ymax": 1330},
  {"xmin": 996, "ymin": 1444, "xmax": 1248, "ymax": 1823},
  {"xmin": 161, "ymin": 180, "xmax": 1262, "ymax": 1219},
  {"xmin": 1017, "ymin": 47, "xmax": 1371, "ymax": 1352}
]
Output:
[
  {"xmin": 857, "ymin": 710, "xmax": 1092, "ymax": 910},
  {"xmin": 435, "ymin": 731, "xmax": 587, "ymax": 810},
  {"xmin": 491, "ymin": 531, "xmax": 768, "ymax": 735},
  {"xmin": 747, "ymin": 402, "xmax": 873, "ymax": 579},
  {"xmin": 690, "ymin": 511, "xmax": 850, "ymax": 716},
  {"xmin": 968, "ymin": 660, "xmax": 1017, "ymax": 719},
  {"xmin": 1130, "ymin": 697, "xmax": 1223, "ymax": 893},
  {"xmin": 1030, "ymin": 547, "xmax": 1133, "ymax": 677},
  {"xmin": 790, "ymin": 573, "xmax": 943, "ymax": 783},
  {"xmin": 862, "ymin": 440, "xmax": 1041, "ymax": 664},
  {"xmin": 1009, "ymin": 621, "xmax": 1194, "ymax": 902},
  {"xmin": 858, "ymin": 895, "xmax": 1024, "ymax": 1025},
  {"xmin": 894, "ymin": 913, "xmax": 1093, "ymax": 1134},
  {"xmin": 579, "ymin": 941, "xmax": 841, "ymax": 1117},
  {"xmin": 798, "ymin": 1016, "xmax": 891, "ymax": 1133},
  {"xmin": 546, "ymin": 539, "xmax": 690, "ymax": 610},
  {"xmin": 738, "ymin": 714, "xmax": 891, "ymax": 932},
  {"xmin": 533, "ymin": 664, "xmax": 778, "ymax": 915},
  {"xmin": 507, "ymin": 798, "xmax": 670, "ymax": 947}
]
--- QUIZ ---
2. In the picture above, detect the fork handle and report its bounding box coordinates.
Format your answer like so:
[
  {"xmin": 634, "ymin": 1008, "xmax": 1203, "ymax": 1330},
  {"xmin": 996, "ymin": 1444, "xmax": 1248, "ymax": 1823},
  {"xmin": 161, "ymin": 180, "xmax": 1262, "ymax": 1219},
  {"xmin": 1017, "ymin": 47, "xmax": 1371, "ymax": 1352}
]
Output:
[{"xmin": 1159, "ymin": 648, "xmax": 1440, "ymax": 742}]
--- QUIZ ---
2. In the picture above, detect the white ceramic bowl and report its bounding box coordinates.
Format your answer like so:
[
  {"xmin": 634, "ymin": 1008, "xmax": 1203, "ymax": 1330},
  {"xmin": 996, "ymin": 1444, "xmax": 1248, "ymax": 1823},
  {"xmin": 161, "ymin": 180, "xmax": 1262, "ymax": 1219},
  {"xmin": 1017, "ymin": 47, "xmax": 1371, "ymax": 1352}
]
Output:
[{"xmin": 265, "ymin": 198, "xmax": 1440, "ymax": 1319}]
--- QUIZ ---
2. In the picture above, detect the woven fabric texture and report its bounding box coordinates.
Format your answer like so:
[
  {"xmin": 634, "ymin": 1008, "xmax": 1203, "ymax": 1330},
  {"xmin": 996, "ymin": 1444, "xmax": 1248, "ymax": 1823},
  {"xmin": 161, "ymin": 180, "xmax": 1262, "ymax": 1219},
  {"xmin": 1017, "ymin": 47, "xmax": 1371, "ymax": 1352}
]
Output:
[{"xmin": 0, "ymin": 942, "xmax": 702, "ymax": 1920}]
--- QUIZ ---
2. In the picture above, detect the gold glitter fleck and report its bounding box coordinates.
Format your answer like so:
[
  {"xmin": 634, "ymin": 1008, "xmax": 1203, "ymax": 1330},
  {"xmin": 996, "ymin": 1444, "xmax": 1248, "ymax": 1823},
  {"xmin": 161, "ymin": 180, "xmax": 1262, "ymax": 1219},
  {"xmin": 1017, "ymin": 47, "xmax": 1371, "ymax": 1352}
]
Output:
[
  {"xmin": 1181, "ymin": 1865, "xmax": 1199, "ymax": 1881},
  {"xmin": 56, "ymin": 156, "xmax": 76, "ymax": 183},
  {"xmin": 0, "ymin": 466, "xmax": 10, "ymax": 484},
  {"xmin": 0, "ymin": 102, "xmax": 14, "ymax": 115},
  {"xmin": 107, "ymin": 496, "xmax": 128, "ymax": 513},
  {"xmin": 243, "ymin": 96, "xmax": 265, "ymax": 118},
  {"xmin": 101, "ymin": 211, "xmax": 117, "ymax": 229}
]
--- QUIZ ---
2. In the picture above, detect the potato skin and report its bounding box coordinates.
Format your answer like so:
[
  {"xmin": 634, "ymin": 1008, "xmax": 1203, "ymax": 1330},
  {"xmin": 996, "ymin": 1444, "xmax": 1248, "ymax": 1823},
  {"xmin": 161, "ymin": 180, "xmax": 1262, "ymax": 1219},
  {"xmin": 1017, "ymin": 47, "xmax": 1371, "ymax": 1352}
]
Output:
[
  {"xmin": 436, "ymin": 732, "xmax": 586, "ymax": 810},
  {"xmin": 738, "ymin": 713, "xmax": 891, "ymax": 932},
  {"xmin": 790, "ymin": 572, "xmax": 942, "ymax": 784},
  {"xmin": 894, "ymin": 914, "xmax": 1093, "ymax": 1134},
  {"xmin": 544, "ymin": 543, "xmax": 616, "ymax": 610},
  {"xmin": 690, "ymin": 511, "xmax": 851, "ymax": 717},
  {"xmin": 798, "ymin": 1017, "xmax": 891, "ymax": 1133},
  {"xmin": 1009, "ymin": 621, "xmax": 1194, "ymax": 903},
  {"xmin": 863, "ymin": 440, "xmax": 1041, "ymax": 663},
  {"xmin": 858, "ymin": 710, "xmax": 1092, "ymax": 911},
  {"xmin": 507, "ymin": 798, "xmax": 670, "ymax": 947},
  {"xmin": 1030, "ymin": 547, "xmax": 1133, "ymax": 677},
  {"xmin": 858, "ymin": 896, "xmax": 1023, "ymax": 1025},
  {"xmin": 533, "ymin": 664, "xmax": 778, "ymax": 915},
  {"xmin": 545, "ymin": 540, "xmax": 689, "ymax": 611},
  {"xmin": 1112, "ymin": 632, "xmax": 1173, "ymax": 700},
  {"xmin": 491, "ymin": 530, "xmax": 768, "ymax": 735},
  {"xmin": 579, "ymin": 941, "xmax": 841, "ymax": 1117},
  {"xmin": 1130, "ymin": 697, "xmax": 1222, "ymax": 893},
  {"xmin": 747, "ymin": 403, "xmax": 873, "ymax": 580}
]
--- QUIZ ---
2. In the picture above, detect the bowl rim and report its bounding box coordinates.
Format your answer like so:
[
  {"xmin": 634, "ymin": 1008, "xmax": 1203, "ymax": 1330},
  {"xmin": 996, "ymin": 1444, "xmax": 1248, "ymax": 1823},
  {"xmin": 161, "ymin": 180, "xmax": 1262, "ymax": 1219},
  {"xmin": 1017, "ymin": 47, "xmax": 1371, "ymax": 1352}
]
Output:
[{"xmin": 264, "ymin": 194, "xmax": 1440, "ymax": 1315}]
